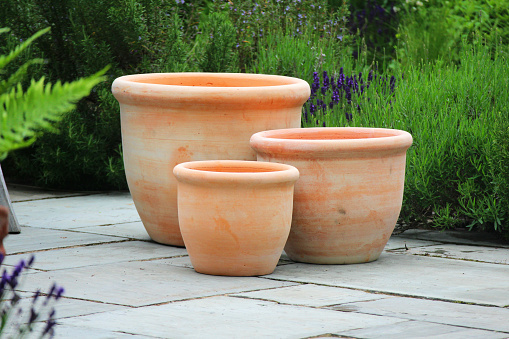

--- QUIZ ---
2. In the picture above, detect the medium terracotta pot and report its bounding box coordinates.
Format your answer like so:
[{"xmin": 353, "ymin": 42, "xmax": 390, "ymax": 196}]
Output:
[
  {"xmin": 112, "ymin": 73, "xmax": 309, "ymax": 246},
  {"xmin": 250, "ymin": 127, "xmax": 413, "ymax": 264},
  {"xmin": 173, "ymin": 160, "xmax": 299, "ymax": 276}
]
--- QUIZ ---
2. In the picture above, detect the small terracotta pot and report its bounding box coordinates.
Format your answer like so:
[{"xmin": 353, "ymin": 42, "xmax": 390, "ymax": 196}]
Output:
[
  {"xmin": 112, "ymin": 73, "xmax": 309, "ymax": 246},
  {"xmin": 250, "ymin": 127, "xmax": 413, "ymax": 264},
  {"xmin": 173, "ymin": 160, "xmax": 299, "ymax": 276}
]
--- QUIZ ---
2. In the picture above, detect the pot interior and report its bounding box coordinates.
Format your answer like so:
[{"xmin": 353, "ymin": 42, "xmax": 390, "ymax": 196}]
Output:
[
  {"xmin": 130, "ymin": 74, "xmax": 296, "ymax": 88},
  {"xmin": 265, "ymin": 129, "xmax": 400, "ymax": 140}
]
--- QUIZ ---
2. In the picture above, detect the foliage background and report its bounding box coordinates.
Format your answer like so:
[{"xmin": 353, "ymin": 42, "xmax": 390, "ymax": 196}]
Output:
[{"xmin": 1, "ymin": 0, "xmax": 508, "ymax": 238}]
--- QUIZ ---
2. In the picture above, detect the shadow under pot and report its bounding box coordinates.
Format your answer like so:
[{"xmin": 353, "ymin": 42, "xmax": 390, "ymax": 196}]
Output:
[
  {"xmin": 173, "ymin": 160, "xmax": 299, "ymax": 276},
  {"xmin": 250, "ymin": 127, "xmax": 413, "ymax": 264},
  {"xmin": 111, "ymin": 73, "xmax": 309, "ymax": 247}
]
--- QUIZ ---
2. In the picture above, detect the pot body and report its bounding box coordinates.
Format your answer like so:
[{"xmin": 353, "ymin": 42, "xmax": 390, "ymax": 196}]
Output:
[
  {"xmin": 112, "ymin": 73, "xmax": 309, "ymax": 246},
  {"xmin": 250, "ymin": 127, "xmax": 413, "ymax": 264},
  {"xmin": 173, "ymin": 160, "xmax": 299, "ymax": 276}
]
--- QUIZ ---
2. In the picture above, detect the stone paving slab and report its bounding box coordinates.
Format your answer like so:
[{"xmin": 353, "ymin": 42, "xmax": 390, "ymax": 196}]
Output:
[
  {"xmin": 9, "ymin": 322, "xmax": 156, "ymax": 339},
  {"xmin": 383, "ymin": 236, "xmax": 440, "ymax": 251},
  {"xmin": 4, "ymin": 186, "xmax": 509, "ymax": 337},
  {"xmin": 160, "ymin": 254, "xmax": 293, "ymax": 270},
  {"xmin": 6, "ymin": 183, "xmax": 94, "ymax": 202},
  {"xmin": 328, "ymin": 296, "xmax": 509, "ymax": 333},
  {"xmin": 3, "ymin": 241, "xmax": 187, "ymax": 270},
  {"xmin": 399, "ymin": 229, "xmax": 509, "ymax": 248},
  {"xmin": 267, "ymin": 253, "xmax": 509, "ymax": 307},
  {"xmin": 58, "ymin": 295, "xmax": 404, "ymax": 338},
  {"xmin": 340, "ymin": 320, "xmax": 508, "ymax": 339},
  {"xmin": 233, "ymin": 284, "xmax": 392, "ymax": 307},
  {"xmin": 4, "ymin": 226, "xmax": 123, "ymax": 255},
  {"xmin": 11, "ymin": 295, "xmax": 126, "ymax": 320},
  {"xmin": 77, "ymin": 221, "xmax": 151, "ymax": 241},
  {"xmin": 54, "ymin": 326, "xmax": 157, "ymax": 339},
  {"xmin": 17, "ymin": 260, "xmax": 297, "ymax": 307},
  {"xmin": 13, "ymin": 193, "xmax": 140, "ymax": 229},
  {"xmin": 391, "ymin": 243, "xmax": 509, "ymax": 265}
]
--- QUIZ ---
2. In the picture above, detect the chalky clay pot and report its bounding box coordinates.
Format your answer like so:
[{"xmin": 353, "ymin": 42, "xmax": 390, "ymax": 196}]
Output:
[
  {"xmin": 112, "ymin": 73, "xmax": 309, "ymax": 246},
  {"xmin": 173, "ymin": 160, "xmax": 299, "ymax": 276},
  {"xmin": 250, "ymin": 127, "xmax": 413, "ymax": 264}
]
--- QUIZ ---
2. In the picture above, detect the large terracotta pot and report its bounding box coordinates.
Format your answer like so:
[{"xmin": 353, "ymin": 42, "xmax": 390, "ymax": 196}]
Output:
[
  {"xmin": 112, "ymin": 73, "xmax": 309, "ymax": 246},
  {"xmin": 250, "ymin": 127, "xmax": 413, "ymax": 264},
  {"xmin": 173, "ymin": 160, "xmax": 299, "ymax": 276}
]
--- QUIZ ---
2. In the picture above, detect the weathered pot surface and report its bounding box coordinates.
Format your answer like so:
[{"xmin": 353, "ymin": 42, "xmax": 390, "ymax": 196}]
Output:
[
  {"xmin": 112, "ymin": 73, "xmax": 310, "ymax": 246},
  {"xmin": 250, "ymin": 127, "xmax": 413, "ymax": 264},
  {"xmin": 174, "ymin": 160, "xmax": 299, "ymax": 276}
]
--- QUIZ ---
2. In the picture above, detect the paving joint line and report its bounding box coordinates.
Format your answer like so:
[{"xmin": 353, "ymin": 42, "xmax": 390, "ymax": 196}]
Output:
[{"xmin": 259, "ymin": 278, "xmax": 507, "ymax": 308}]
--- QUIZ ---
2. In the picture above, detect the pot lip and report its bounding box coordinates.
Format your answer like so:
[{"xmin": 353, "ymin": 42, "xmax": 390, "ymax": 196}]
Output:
[
  {"xmin": 113, "ymin": 72, "xmax": 308, "ymax": 88},
  {"xmin": 112, "ymin": 73, "xmax": 310, "ymax": 106},
  {"xmin": 250, "ymin": 127, "xmax": 413, "ymax": 156},
  {"xmin": 173, "ymin": 160, "xmax": 299, "ymax": 185}
]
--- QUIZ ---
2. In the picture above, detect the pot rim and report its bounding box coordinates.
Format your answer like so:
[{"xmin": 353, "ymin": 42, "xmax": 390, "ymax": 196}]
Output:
[
  {"xmin": 112, "ymin": 72, "xmax": 310, "ymax": 107},
  {"xmin": 173, "ymin": 160, "xmax": 299, "ymax": 186},
  {"xmin": 250, "ymin": 127, "xmax": 413, "ymax": 157}
]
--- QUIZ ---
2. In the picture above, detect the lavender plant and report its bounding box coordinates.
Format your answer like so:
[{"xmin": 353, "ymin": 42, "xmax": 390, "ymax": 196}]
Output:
[
  {"xmin": 0, "ymin": 254, "xmax": 64, "ymax": 337},
  {"xmin": 302, "ymin": 68, "xmax": 397, "ymax": 127},
  {"xmin": 220, "ymin": 0, "xmax": 348, "ymax": 71}
]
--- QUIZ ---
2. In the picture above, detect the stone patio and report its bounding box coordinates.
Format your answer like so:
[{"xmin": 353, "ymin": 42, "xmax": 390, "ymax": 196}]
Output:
[{"xmin": 3, "ymin": 184, "xmax": 509, "ymax": 338}]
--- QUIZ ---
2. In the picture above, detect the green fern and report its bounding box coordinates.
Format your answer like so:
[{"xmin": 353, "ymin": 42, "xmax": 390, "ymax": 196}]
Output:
[{"xmin": 0, "ymin": 27, "xmax": 107, "ymax": 160}]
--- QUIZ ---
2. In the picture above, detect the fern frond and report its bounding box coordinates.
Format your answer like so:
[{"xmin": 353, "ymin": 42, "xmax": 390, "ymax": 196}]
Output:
[
  {"xmin": 0, "ymin": 58, "xmax": 44, "ymax": 94},
  {"xmin": 0, "ymin": 27, "xmax": 50, "ymax": 71},
  {"xmin": 0, "ymin": 67, "xmax": 108, "ymax": 160}
]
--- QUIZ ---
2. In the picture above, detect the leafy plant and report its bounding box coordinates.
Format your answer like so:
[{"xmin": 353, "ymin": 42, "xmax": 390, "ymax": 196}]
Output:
[
  {"xmin": 0, "ymin": 27, "xmax": 106, "ymax": 160},
  {"xmin": 198, "ymin": 11, "xmax": 239, "ymax": 73},
  {"xmin": 318, "ymin": 35, "xmax": 509, "ymax": 238}
]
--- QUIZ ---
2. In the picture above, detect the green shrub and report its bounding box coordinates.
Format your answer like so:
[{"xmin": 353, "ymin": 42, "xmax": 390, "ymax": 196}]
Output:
[
  {"xmin": 315, "ymin": 35, "xmax": 509, "ymax": 237},
  {"xmin": 0, "ymin": 0, "xmax": 195, "ymax": 189},
  {"xmin": 396, "ymin": 0, "xmax": 509, "ymax": 67},
  {"xmin": 198, "ymin": 11, "xmax": 239, "ymax": 72},
  {"xmin": 0, "ymin": 27, "xmax": 106, "ymax": 161},
  {"xmin": 250, "ymin": 25, "xmax": 349, "ymax": 81}
]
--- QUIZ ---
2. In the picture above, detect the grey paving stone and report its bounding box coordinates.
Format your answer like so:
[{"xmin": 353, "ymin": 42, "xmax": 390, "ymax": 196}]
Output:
[
  {"xmin": 54, "ymin": 326, "xmax": 157, "ymax": 339},
  {"xmin": 17, "ymin": 323, "xmax": 157, "ymax": 339},
  {"xmin": 233, "ymin": 284, "xmax": 392, "ymax": 307},
  {"xmin": 58, "ymin": 295, "xmax": 404, "ymax": 338},
  {"xmin": 77, "ymin": 221, "xmax": 151, "ymax": 241},
  {"xmin": 267, "ymin": 253, "xmax": 509, "ymax": 306},
  {"xmin": 7, "ymin": 183, "xmax": 93, "ymax": 202},
  {"xmin": 4, "ymin": 226, "xmax": 122, "ymax": 255},
  {"xmin": 341, "ymin": 320, "xmax": 508, "ymax": 339},
  {"xmin": 329, "ymin": 296, "xmax": 509, "ymax": 333},
  {"xmin": 16, "ymin": 260, "xmax": 297, "ymax": 307},
  {"xmin": 399, "ymin": 229, "xmax": 509, "ymax": 248},
  {"xmin": 3, "ymin": 241, "xmax": 187, "ymax": 270},
  {"xmin": 391, "ymin": 244, "xmax": 509, "ymax": 265},
  {"xmin": 5, "ymin": 295, "xmax": 126, "ymax": 320},
  {"xmin": 164, "ymin": 254, "xmax": 292, "ymax": 270},
  {"xmin": 13, "ymin": 193, "xmax": 140, "ymax": 229},
  {"xmin": 384, "ymin": 236, "xmax": 440, "ymax": 251}
]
